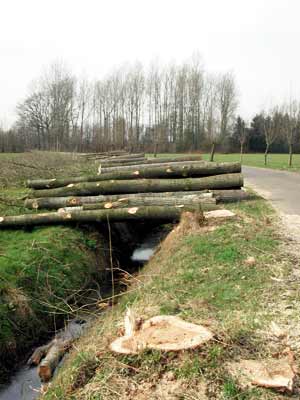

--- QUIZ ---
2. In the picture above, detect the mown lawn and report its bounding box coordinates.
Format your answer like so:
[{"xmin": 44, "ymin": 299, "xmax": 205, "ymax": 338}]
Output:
[
  {"xmin": 43, "ymin": 198, "xmax": 299, "ymax": 400},
  {"xmin": 202, "ymin": 153, "xmax": 300, "ymax": 172},
  {"xmin": 150, "ymin": 152, "xmax": 300, "ymax": 172}
]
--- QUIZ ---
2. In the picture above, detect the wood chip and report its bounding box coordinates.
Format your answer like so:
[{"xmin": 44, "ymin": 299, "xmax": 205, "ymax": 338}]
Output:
[
  {"xmin": 227, "ymin": 358, "xmax": 296, "ymax": 392},
  {"xmin": 204, "ymin": 209, "xmax": 236, "ymax": 219}
]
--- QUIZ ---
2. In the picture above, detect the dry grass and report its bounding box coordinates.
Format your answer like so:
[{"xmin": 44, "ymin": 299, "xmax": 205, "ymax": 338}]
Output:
[{"xmin": 0, "ymin": 151, "xmax": 96, "ymax": 188}]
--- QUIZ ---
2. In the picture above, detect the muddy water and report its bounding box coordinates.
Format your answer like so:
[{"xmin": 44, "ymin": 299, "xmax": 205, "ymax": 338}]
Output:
[{"xmin": 0, "ymin": 228, "xmax": 163, "ymax": 400}]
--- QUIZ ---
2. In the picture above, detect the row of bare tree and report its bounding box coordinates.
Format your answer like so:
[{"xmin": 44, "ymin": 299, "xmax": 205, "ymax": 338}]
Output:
[
  {"xmin": 0, "ymin": 59, "xmax": 238, "ymax": 153},
  {"xmin": 233, "ymin": 101, "xmax": 300, "ymax": 166}
]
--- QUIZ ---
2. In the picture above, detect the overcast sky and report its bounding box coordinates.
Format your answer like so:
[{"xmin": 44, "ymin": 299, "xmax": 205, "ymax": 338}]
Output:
[{"xmin": 0, "ymin": 0, "xmax": 300, "ymax": 127}]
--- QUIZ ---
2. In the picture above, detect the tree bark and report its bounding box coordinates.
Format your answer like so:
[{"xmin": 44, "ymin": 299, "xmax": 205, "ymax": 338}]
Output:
[
  {"xmin": 99, "ymin": 157, "xmax": 146, "ymax": 165},
  {"xmin": 94, "ymin": 153, "xmax": 145, "ymax": 160},
  {"xmin": 103, "ymin": 154, "xmax": 202, "ymax": 166},
  {"xmin": 99, "ymin": 157, "xmax": 204, "ymax": 173},
  {"xmin": 0, "ymin": 206, "xmax": 210, "ymax": 227},
  {"xmin": 212, "ymin": 189, "xmax": 253, "ymax": 203},
  {"xmin": 240, "ymin": 142, "xmax": 244, "ymax": 163},
  {"xmin": 25, "ymin": 191, "xmax": 213, "ymax": 209},
  {"xmin": 288, "ymin": 144, "xmax": 293, "ymax": 167},
  {"xmin": 264, "ymin": 143, "xmax": 269, "ymax": 166},
  {"xmin": 27, "ymin": 162, "xmax": 241, "ymax": 189},
  {"xmin": 30, "ymin": 173, "xmax": 244, "ymax": 198},
  {"xmin": 79, "ymin": 150, "xmax": 128, "ymax": 157},
  {"xmin": 38, "ymin": 339, "xmax": 70, "ymax": 382},
  {"xmin": 210, "ymin": 142, "xmax": 216, "ymax": 162},
  {"xmin": 27, "ymin": 343, "xmax": 52, "ymax": 366},
  {"xmin": 81, "ymin": 196, "xmax": 217, "ymax": 210}
]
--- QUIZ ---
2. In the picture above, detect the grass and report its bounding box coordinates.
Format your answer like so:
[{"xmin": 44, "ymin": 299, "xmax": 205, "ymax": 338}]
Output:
[
  {"xmin": 149, "ymin": 152, "xmax": 300, "ymax": 172},
  {"xmin": 0, "ymin": 152, "xmax": 105, "ymax": 383},
  {"xmin": 42, "ymin": 198, "xmax": 298, "ymax": 399}
]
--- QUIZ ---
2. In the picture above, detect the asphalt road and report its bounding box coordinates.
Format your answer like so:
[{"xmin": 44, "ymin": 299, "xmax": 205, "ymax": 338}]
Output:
[{"xmin": 243, "ymin": 166, "xmax": 300, "ymax": 215}]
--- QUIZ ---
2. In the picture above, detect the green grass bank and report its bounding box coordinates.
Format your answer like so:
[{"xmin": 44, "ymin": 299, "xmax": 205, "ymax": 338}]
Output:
[{"xmin": 42, "ymin": 198, "xmax": 299, "ymax": 399}]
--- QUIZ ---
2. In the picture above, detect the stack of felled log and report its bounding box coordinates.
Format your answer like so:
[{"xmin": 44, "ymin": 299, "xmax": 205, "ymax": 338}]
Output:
[{"xmin": 0, "ymin": 154, "xmax": 249, "ymax": 228}]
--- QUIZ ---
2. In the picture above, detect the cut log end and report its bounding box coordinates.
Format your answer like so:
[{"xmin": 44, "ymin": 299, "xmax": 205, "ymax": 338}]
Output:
[{"xmin": 128, "ymin": 207, "xmax": 139, "ymax": 214}]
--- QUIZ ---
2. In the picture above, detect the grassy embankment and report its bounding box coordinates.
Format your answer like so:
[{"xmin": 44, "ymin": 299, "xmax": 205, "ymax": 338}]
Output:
[
  {"xmin": 0, "ymin": 152, "xmax": 106, "ymax": 382},
  {"xmin": 43, "ymin": 197, "xmax": 300, "ymax": 399}
]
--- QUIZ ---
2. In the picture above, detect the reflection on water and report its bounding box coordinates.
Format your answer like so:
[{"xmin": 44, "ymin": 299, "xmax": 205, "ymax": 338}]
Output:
[
  {"xmin": 131, "ymin": 230, "xmax": 163, "ymax": 263},
  {"xmin": 0, "ymin": 365, "xmax": 41, "ymax": 400}
]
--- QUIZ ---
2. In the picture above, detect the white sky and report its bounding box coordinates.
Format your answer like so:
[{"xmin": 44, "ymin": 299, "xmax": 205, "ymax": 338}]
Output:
[{"xmin": 1, "ymin": 0, "xmax": 300, "ymax": 127}]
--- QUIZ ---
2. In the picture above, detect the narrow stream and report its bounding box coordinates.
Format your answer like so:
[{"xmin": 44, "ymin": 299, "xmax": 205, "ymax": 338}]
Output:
[
  {"xmin": 0, "ymin": 228, "xmax": 164, "ymax": 400},
  {"xmin": 0, "ymin": 320, "xmax": 87, "ymax": 400}
]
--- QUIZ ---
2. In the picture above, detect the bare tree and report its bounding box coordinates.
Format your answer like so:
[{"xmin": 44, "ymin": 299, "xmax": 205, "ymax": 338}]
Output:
[
  {"xmin": 13, "ymin": 58, "xmax": 238, "ymax": 154},
  {"xmin": 261, "ymin": 108, "xmax": 282, "ymax": 166},
  {"xmin": 282, "ymin": 100, "xmax": 299, "ymax": 167}
]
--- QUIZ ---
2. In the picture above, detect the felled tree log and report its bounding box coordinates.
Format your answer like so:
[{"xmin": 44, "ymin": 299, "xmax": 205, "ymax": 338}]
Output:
[
  {"xmin": 30, "ymin": 173, "xmax": 243, "ymax": 198},
  {"xmin": 95, "ymin": 152, "xmax": 145, "ymax": 160},
  {"xmin": 212, "ymin": 189, "xmax": 253, "ymax": 203},
  {"xmin": 79, "ymin": 150, "xmax": 128, "ymax": 157},
  {"xmin": 99, "ymin": 155, "xmax": 203, "ymax": 172},
  {"xmin": 38, "ymin": 339, "xmax": 70, "ymax": 382},
  {"xmin": 99, "ymin": 157, "xmax": 146, "ymax": 165},
  {"xmin": 27, "ymin": 162, "xmax": 241, "ymax": 189},
  {"xmin": 82, "ymin": 196, "xmax": 217, "ymax": 210},
  {"xmin": 25, "ymin": 191, "xmax": 212, "ymax": 209},
  {"xmin": 0, "ymin": 206, "xmax": 236, "ymax": 228},
  {"xmin": 0, "ymin": 206, "xmax": 220, "ymax": 227},
  {"xmin": 27, "ymin": 343, "xmax": 52, "ymax": 365}
]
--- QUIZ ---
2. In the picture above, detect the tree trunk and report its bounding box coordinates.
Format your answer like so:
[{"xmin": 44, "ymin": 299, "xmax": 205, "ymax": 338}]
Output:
[
  {"xmin": 27, "ymin": 162, "xmax": 241, "ymax": 189},
  {"xmin": 240, "ymin": 142, "xmax": 244, "ymax": 163},
  {"xmin": 78, "ymin": 150, "xmax": 128, "ymax": 157},
  {"xmin": 99, "ymin": 157, "xmax": 146, "ymax": 166},
  {"xmin": 81, "ymin": 196, "xmax": 217, "ymax": 210},
  {"xmin": 0, "ymin": 206, "xmax": 202, "ymax": 227},
  {"xmin": 289, "ymin": 144, "xmax": 293, "ymax": 167},
  {"xmin": 30, "ymin": 173, "xmax": 244, "ymax": 198},
  {"xmin": 100, "ymin": 155, "xmax": 203, "ymax": 169},
  {"xmin": 264, "ymin": 144, "xmax": 269, "ymax": 166},
  {"xmin": 209, "ymin": 142, "xmax": 216, "ymax": 162},
  {"xmin": 212, "ymin": 189, "xmax": 252, "ymax": 203},
  {"xmin": 94, "ymin": 153, "xmax": 145, "ymax": 160},
  {"xmin": 99, "ymin": 159, "xmax": 205, "ymax": 174},
  {"xmin": 25, "ymin": 191, "xmax": 213, "ymax": 210}
]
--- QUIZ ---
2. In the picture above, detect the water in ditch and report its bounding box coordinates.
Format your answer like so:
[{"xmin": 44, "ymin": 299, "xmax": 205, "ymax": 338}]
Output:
[
  {"xmin": 0, "ymin": 226, "xmax": 165, "ymax": 400},
  {"xmin": 0, "ymin": 319, "xmax": 87, "ymax": 400}
]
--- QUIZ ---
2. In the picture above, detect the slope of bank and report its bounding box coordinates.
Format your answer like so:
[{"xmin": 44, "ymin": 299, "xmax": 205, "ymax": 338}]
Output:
[
  {"xmin": 42, "ymin": 198, "xmax": 299, "ymax": 399},
  {"xmin": 0, "ymin": 223, "xmax": 108, "ymax": 383}
]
